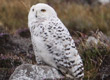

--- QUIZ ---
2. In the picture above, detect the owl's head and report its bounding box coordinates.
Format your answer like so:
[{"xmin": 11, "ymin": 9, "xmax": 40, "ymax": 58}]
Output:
[{"xmin": 28, "ymin": 3, "xmax": 57, "ymax": 22}]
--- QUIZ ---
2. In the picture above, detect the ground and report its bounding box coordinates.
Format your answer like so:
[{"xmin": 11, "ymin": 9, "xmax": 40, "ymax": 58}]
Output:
[{"xmin": 0, "ymin": 27, "xmax": 110, "ymax": 80}]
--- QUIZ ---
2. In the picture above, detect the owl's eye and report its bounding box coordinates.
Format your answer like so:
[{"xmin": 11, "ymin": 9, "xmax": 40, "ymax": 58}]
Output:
[
  {"xmin": 32, "ymin": 9, "xmax": 34, "ymax": 11},
  {"xmin": 41, "ymin": 9, "xmax": 46, "ymax": 12}
]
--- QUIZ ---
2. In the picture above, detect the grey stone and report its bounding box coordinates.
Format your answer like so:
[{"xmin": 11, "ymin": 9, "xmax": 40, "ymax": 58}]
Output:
[{"xmin": 9, "ymin": 64, "xmax": 63, "ymax": 80}]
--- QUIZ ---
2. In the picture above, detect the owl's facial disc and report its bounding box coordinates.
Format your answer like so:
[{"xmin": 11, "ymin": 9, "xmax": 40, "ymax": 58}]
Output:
[
  {"xmin": 36, "ymin": 9, "xmax": 46, "ymax": 18},
  {"xmin": 28, "ymin": 3, "xmax": 57, "ymax": 22}
]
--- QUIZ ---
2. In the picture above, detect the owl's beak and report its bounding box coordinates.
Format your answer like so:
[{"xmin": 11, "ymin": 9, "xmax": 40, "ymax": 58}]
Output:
[
  {"xmin": 35, "ymin": 15, "xmax": 37, "ymax": 18},
  {"xmin": 35, "ymin": 12, "xmax": 37, "ymax": 18}
]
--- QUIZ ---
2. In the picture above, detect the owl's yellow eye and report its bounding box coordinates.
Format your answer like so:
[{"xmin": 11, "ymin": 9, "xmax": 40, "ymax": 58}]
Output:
[{"xmin": 41, "ymin": 9, "xmax": 46, "ymax": 12}]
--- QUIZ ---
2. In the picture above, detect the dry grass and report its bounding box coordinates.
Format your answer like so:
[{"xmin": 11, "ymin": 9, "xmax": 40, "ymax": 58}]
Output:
[
  {"xmin": 0, "ymin": 0, "xmax": 46, "ymax": 32},
  {"xmin": 0, "ymin": 0, "xmax": 110, "ymax": 34}
]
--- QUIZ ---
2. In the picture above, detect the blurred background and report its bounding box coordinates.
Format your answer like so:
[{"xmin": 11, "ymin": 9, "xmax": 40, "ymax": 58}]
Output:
[
  {"xmin": 0, "ymin": 0, "xmax": 110, "ymax": 80},
  {"xmin": 0, "ymin": 0, "xmax": 110, "ymax": 35}
]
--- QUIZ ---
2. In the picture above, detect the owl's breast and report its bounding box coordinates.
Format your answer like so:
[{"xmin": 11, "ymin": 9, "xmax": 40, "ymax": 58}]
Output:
[
  {"xmin": 32, "ymin": 35, "xmax": 49, "ymax": 59},
  {"xmin": 32, "ymin": 35, "xmax": 47, "ymax": 53},
  {"xmin": 30, "ymin": 23, "xmax": 44, "ymax": 36},
  {"xmin": 31, "ymin": 35, "xmax": 57, "ymax": 68}
]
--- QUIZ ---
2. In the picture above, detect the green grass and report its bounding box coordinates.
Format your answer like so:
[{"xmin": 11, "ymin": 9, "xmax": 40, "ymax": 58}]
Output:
[{"xmin": 81, "ymin": 44, "xmax": 109, "ymax": 79}]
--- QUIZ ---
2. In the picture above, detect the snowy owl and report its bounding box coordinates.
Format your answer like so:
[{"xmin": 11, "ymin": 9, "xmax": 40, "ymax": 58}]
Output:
[{"xmin": 28, "ymin": 3, "xmax": 84, "ymax": 80}]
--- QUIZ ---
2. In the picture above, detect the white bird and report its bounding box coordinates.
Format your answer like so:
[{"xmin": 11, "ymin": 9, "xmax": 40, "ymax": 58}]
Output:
[{"xmin": 28, "ymin": 3, "xmax": 84, "ymax": 80}]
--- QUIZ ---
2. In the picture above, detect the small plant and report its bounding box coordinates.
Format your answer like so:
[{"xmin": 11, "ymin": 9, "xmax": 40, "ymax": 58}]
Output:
[{"xmin": 74, "ymin": 31, "xmax": 110, "ymax": 80}]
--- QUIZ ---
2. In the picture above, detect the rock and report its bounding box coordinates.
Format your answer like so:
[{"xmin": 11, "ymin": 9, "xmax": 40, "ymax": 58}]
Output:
[
  {"xmin": 86, "ymin": 31, "xmax": 110, "ymax": 47},
  {"xmin": 9, "ymin": 64, "xmax": 63, "ymax": 80},
  {"xmin": 86, "ymin": 36, "xmax": 99, "ymax": 46},
  {"xmin": 98, "ymin": 0, "xmax": 110, "ymax": 5}
]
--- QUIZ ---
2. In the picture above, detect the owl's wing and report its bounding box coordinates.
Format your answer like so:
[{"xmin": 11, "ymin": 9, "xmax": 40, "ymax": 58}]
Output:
[{"xmin": 43, "ymin": 18, "xmax": 84, "ymax": 79}]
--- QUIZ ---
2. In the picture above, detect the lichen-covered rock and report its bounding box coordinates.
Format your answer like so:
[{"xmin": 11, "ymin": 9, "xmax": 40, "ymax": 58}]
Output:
[{"xmin": 9, "ymin": 64, "xmax": 63, "ymax": 80}]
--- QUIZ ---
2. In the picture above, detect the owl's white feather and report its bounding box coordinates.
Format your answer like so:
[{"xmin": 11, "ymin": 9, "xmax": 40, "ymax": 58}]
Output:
[{"xmin": 28, "ymin": 3, "xmax": 84, "ymax": 79}]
